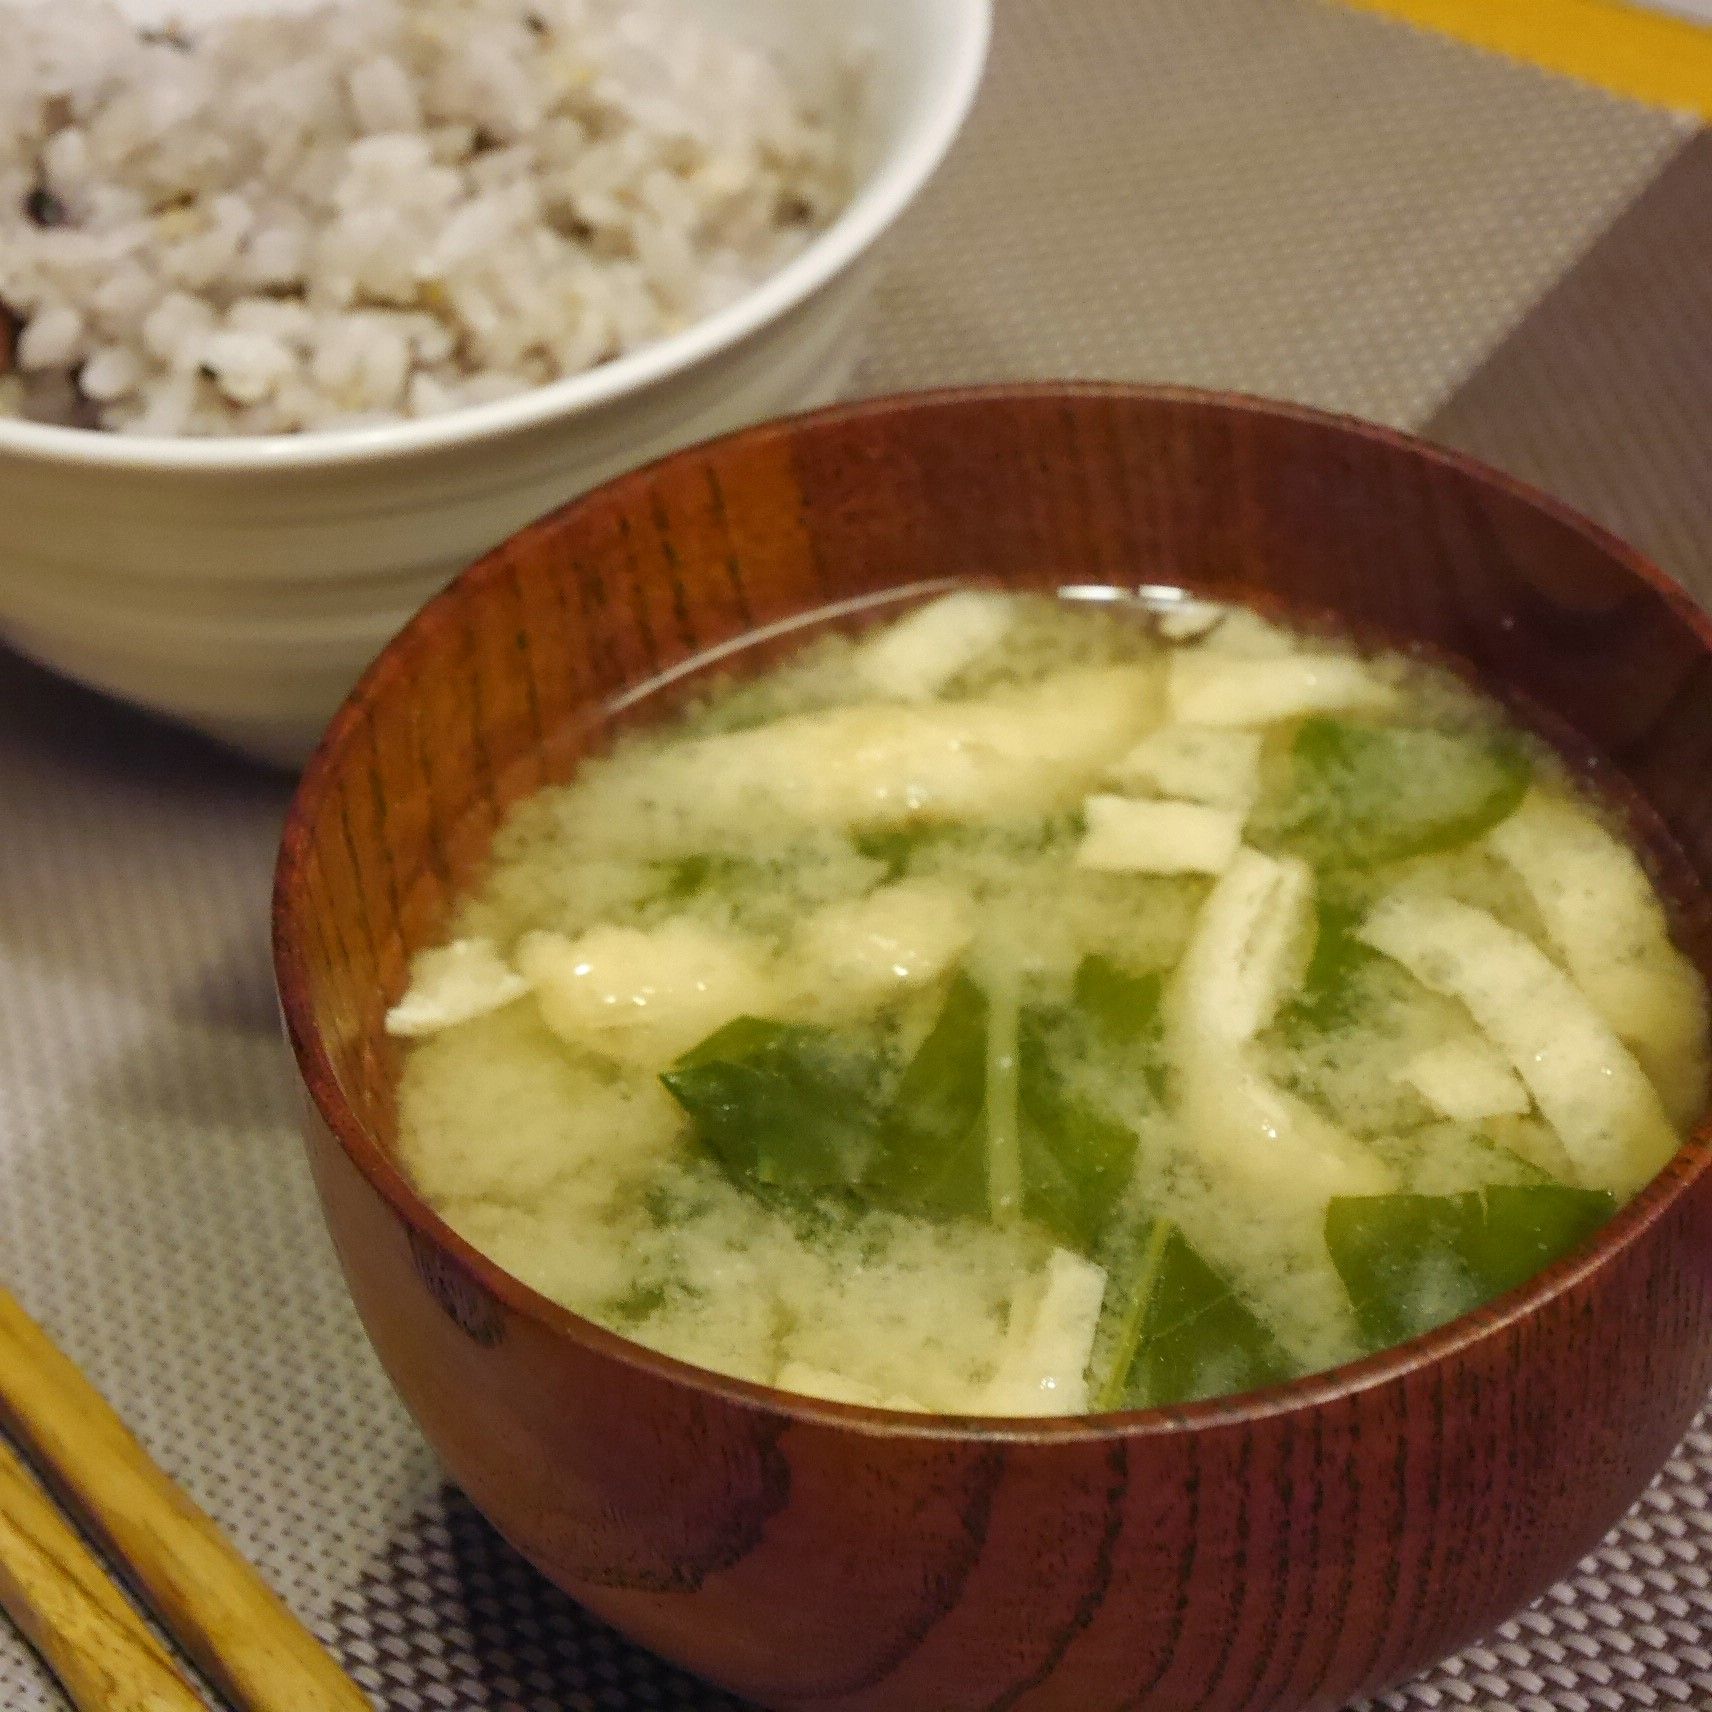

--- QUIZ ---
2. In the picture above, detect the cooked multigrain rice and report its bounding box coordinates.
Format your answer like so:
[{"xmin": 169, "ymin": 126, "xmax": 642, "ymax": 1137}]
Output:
[{"xmin": 0, "ymin": 0, "xmax": 853, "ymax": 435}]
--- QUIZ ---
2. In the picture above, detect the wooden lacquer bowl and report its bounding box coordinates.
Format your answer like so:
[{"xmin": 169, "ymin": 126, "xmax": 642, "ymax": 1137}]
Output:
[{"xmin": 273, "ymin": 386, "xmax": 1712, "ymax": 1712}]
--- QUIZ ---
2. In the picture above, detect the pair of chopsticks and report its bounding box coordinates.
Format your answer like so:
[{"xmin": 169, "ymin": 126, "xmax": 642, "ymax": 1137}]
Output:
[{"xmin": 0, "ymin": 1287, "xmax": 371, "ymax": 1711}]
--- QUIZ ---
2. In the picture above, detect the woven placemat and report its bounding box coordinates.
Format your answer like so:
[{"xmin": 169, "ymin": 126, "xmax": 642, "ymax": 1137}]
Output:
[{"xmin": 3, "ymin": 1, "xmax": 1709, "ymax": 1707}]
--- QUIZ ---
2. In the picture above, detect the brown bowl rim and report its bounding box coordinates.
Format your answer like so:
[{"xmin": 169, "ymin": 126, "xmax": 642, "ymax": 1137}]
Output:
[{"xmin": 272, "ymin": 380, "xmax": 1712, "ymax": 1443}]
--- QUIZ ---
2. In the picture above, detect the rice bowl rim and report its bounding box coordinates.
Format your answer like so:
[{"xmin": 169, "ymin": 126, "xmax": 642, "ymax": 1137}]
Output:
[{"xmin": 0, "ymin": 0, "xmax": 991, "ymax": 473}]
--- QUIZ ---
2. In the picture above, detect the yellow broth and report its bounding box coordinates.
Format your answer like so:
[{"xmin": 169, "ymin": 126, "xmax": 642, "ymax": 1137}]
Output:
[{"xmin": 388, "ymin": 590, "xmax": 1709, "ymax": 1414}]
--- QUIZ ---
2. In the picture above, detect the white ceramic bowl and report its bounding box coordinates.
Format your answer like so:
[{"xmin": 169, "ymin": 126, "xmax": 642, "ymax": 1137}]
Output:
[{"xmin": 0, "ymin": 0, "xmax": 990, "ymax": 764}]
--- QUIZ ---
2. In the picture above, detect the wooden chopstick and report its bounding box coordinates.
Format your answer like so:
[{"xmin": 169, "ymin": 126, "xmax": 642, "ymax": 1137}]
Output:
[
  {"xmin": 0, "ymin": 1288, "xmax": 371, "ymax": 1712},
  {"xmin": 0, "ymin": 1434, "xmax": 206, "ymax": 1711}
]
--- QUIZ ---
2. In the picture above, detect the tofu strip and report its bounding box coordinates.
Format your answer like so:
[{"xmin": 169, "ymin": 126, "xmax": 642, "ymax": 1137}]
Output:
[
  {"xmin": 1358, "ymin": 893, "xmax": 1680, "ymax": 1195},
  {"xmin": 566, "ymin": 664, "xmax": 1159, "ymax": 853},
  {"xmin": 1166, "ymin": 849, "xmax": 1392, "ymax": 1201},
  {"xmin": 1489, "ymin": 791, "xmax": 1710, "ymax": 1129},
  {"xmin": 983, "ymin": 1249, "xmax": 1107, "ymax": 1416},
  {"xmin": 1167, "ymin": 653, "xmax": 1395, "ymax": 726}
]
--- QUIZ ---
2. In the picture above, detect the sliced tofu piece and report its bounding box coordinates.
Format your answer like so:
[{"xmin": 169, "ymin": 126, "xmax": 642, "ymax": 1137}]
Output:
[
  {"xmin": 1489, "ymin": 791, "xmax": 1710, "ymax": 1128},
  {"xmin": 1180, "ymin": 1066, "xmax": 1396, "ymax": 1205},
  {"xmin": 1169, "ymin": 847, "xmax": 1315, "ymax": 1046},
  {"xmin": 567, "ymin": 664, "xmax": 1160, "ymax": 854},
  {"xmin": 775, "ymin": 1363, "xmax": 927, "ymax": 1412},
  {"xmin": 982, "ymin": 1248, "xmax": 1107, "ymax": 1416},
  {"xmin": 793, "ymin": 880, "xmax": 974, "ymax": 1016},
  {"xmin": 1167, "ymin": 652, "xmax": 1396, "ymax": 727},
  {"xmin": 1397, "ymin": 1035, "xmax": 1531, "ymax": 1123},
  {"xmin": 1357, "ymin": 894, "xmax": 1680, "ymax": 1195},
  {"xmin": 516, "ymin": 920, "xmax": 779, "ymax": 1070},
  {"xmin": 852, "ymin": 590, "xmax": 1019, "ymax": 701},
  {"xmin": 1108, "ymin": 724, "xmax": 1264, "ymax": 812},
  {"xmin": 385, "ymin": 938, "xmax": 529, "ymax": 1037},
  {"xmin": 1168, "ymin": 849, "xmax": 1392, "ymax": 1201},
  {"xmin": 1194, "ymin": 606, "xmax": 1303, "ymax": 656},
  {"xmin": 1075, "ymin": 795, "xmax": 1243, "ymax": 875},
  {"xmin": 398, "ymin": 1013, "xmax": 685, "ymax": 1207}
]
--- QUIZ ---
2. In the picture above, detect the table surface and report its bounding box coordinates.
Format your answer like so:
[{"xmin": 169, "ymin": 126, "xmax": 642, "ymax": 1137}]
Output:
[{"xmin": 6, "ymin": 2, "xmax": 1712, "ymax": 1708}]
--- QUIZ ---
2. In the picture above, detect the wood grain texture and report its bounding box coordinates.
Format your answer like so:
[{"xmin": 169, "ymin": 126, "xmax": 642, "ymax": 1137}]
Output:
[
  {"xmin": 0, "ymin": 1288, "xmax": 372, "ymax": 1712},
  {"xmin": 0, "ymin": 1437, "xmax": 203, "ymax": 1712},
  {"xmin": 274, "ymin": 385, "xmax": 1712, "ymax": 1712}
]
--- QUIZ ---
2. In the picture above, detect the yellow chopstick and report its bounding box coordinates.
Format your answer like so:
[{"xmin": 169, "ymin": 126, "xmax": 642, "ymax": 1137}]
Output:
[
  {"xmin": 1338, "ymin": 0, "xmax": 1712, "ymax": 117},
  {"xmin": 0, "ymin": 1434, "xmax": 205, "ymax": 1712},
  {"xmin": 0, "ymin": 1288, "xmax": 371, "ymax": 1712}
]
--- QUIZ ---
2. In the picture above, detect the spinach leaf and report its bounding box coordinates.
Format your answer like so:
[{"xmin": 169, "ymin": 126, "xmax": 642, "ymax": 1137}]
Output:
[
  {"xmin": 1093, "ymin": 1219, "xmax": 1296, "ymax": 1410},
  {"xmin": 668, "ymin": 965, "xmax": 1146, "ymax": 1253},
  {"xmin": 852, "ymin": 826, "xmax": 936, "ymax": 880},
  {"xmin": 662, "ymin": 1018, "xmax": 884, "ymax": 1193},
  {"xmin": 869, "ymin": 974, "xmax": 1142, "ymax": 1249},
  {"xmin": 1470, "ymin": 1184, "xmax": 1618, "ymax": 1298},
  {"xmin": 1018, "ymin": 1012, "xmax": 1140, "ymax": 1253},
  {"xmin": 1325, "ymin": 1184, "xmax": 1615, "ymax": 1349},
  {"xmin": 1283, "ymin": 887, "xmax": 1381, "ymax": 1031},
  {"xmin": 1073, "ymin": 956, "xmax": 1164, "ymax": 1045},
  {"xmin": 865, "ymin": 974, "xmax": 990, "ymax": 1218},
  {"xmin": 1255, "ymin": 719, "xmax": 1530, "ymax": 868},
  {"xmin": 655, "ymin": 854, "xmax": 724, "ymax": 900}
]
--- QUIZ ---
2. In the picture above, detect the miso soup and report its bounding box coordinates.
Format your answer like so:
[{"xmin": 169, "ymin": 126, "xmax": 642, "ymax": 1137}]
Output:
[{"xmin": 388, "ymin": 589, "xmax": 1710, "ymax": 1415}]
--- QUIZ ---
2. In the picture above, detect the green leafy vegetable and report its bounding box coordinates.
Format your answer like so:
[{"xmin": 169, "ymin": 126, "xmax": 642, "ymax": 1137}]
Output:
[
  {"xmin": 984, "ymin": 968, "xmax": 1025, "ymax": 1224},
  {"xmin": 1072, "ymin": 955, "xmax": 1167, "ymax": 1097},
  {"xmin": 1283, "ymin": 888, "xmax": 1381, "ymax": 1030},
  {"xmin": 869, "ymin": 974, "xmax": 1142, "ymax": 1250},
  {"xmin": 856, "ymin": 815, "xmax": 1075, "ymax": 880},
  {"xmin": 852, "ymin": 825, "xmax": 954, "ymax": 880},
  {"xmin": 853, "ymin": 827, "xmax": 922, "ymax": 879},
  {"xmin": 1325, "ymin": 1184, "xmax": 1615, "ymax": 1349},
  {"xmin": 1471, "ymin": 1184, "xmax": 1617, "ymax": 1296},
  {"xmin": 667, "ymin": 966, "xmax": 1146, "ymax": 1253},
  {"xmin": 1017, "ymin": 1014, "xmax": 1140, "ymax": 1252},
  {"xmin": 1073, "ymin": 956, "xmax": 1164, "ymax": 1044},
  {"xmin": 602, "ymin": 1281, "xmax": 668, "ymax": 1326},
  {"xmin": 661, "ymin": 1018, "xmax": 883, "ymax": 1193},
  {"xmin": 1255, "ymin": 719, "xmax": 1530, "ymax": 867},
  {"xmin": 1093, "ymin": 1220, "xmax": 1296, "ymax": 1410},
  {"xmin": 655, "ymin": 854, "xmax": 723, "ymax": 900},
  {"xmin": 865, "ymin": 974, "xmax": 990, "ymax": 1219},
  {"xmin": 601, "ymin": 1278, "xmax": 708, "ymax": 1329}
]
